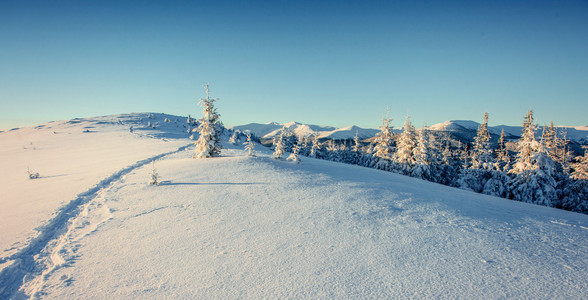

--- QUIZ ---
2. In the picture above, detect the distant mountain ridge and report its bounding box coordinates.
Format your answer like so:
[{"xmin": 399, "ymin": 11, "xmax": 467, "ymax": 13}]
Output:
[
  {"xmin": 232, "ymin": 120, "xmax": 588, "ymax": 145},
  {"xmin": 231, "ymin": 122, "xmax": 380, "ymax": 141},
  {"xmin": 428, "ymin": 120, "xmax": 588, "ymax": 144}
]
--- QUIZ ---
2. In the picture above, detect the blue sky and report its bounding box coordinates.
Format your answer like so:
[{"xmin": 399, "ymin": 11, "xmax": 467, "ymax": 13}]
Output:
[{"xmin": 1, "ymin": 0, "xmax": 587, "ymax": 130}]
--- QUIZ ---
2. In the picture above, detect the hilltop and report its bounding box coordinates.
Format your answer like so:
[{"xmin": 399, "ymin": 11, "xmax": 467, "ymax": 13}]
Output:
[{"xmin": 0, "ymin": 113, "xmax": 586, "ymax": 298}]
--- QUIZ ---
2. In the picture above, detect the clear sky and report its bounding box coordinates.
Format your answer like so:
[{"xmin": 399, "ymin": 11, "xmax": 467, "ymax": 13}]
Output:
[{"xmin": 1, "ymin": 0, "xmax": 587, "ymax": 131}]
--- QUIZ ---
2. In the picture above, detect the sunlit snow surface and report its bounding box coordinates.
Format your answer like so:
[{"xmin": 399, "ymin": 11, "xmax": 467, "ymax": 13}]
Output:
[{"xmin": 1, "ymin": 114, "xmax": 587, "ymax": 299}]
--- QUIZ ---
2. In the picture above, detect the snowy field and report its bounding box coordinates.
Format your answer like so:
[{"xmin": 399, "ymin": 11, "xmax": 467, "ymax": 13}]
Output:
[{"xmin": 1, "ymin": 114, "xmax": 587, "ymax": 299}]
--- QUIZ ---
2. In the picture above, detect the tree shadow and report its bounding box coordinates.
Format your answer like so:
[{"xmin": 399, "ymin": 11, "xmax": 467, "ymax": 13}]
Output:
[
  {"xmin": 38, "ymin": 174, "xmax": 69, "ymax": 179},
  {"xmin": 158, "ymin": 181, "xmax": 265, "ymax": 186}
]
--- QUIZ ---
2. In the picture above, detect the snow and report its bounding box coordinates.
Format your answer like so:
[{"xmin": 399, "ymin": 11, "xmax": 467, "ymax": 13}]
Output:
[
  {"xmin": 0, "ymin": 113, "xmax": 188, "ymax": 262},
  {"xmin": 1, "ymin": 114, "xmax": 587, "ymax": 298}
]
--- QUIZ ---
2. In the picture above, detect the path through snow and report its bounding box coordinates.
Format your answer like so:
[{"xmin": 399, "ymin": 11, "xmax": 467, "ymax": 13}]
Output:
[{"xmin": 0, "ymin": 144, "xmax": 191, "ymax": 299}]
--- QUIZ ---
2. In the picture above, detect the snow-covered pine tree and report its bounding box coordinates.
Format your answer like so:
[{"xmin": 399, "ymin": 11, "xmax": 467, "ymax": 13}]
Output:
[
  {"xmin": 309, "ymin": 132, "xmax": 321, "ymax": 158},
  {"xmin": 556, "ymin": 129, "xmax": 573, "ymax": 175},
  {"xmin": 272, "ymin": 126, "xmax": 288, "ymax": 160},
  {"xmin": 542, "ymin": 122, "xmax": 558, "ymax": 159},
  {"xmin": 287, "ymin": 143, "xmax": 301, "ymax": 163},
  {"xmin": 244, "ymin": 132, "xmax": 256, "ymax": 157},
  {"xmin": 484, "ymin": 125, "xmax": 511, "ymax": 198},
  {"xmin": 471, "ymin": 112, "xmax": 494, "ymax": 170},
  {"xmin": 325, "ymin": 140, "xmax": 339, "ymax": 162},
  {"xmin": 373, "ymin": 112, "xmax": 394, "ymax": 170},
  {"xmin": 394, "ymin": 114, "xmax": 417, "ymax": 174},
  {"xmin": 352, "ymin": 132, "xmax": 361, "ymax": 152},
  {"xmin": 438, "ymin": 139, "xmax": 460, "ymax": 186},
  {"xmin": 229, "ymin": 130, "xmax": 239, "ymax": 145},
  {"xmin": 571, "ymin": 146, "xmax": 588, "ymax": 180},
  {"xmin": 510, "ymin": 110, "xmax": 539, "ymax": 174},
  {"xmin": 411, "ymin": 128, "xmax": 432, "ymax": 180},
  {"xmin": 482, "ymin": 170, "xmax": 510, "ymax": 198},
  {"xmin": 495, "ymin": 129, "xmax": 510, "ymax": 171},
  {"xmin": 510, "ymin": 142, "xmax": 558, "ymax": 207},
  {"xmin": 194, "ymin": 84, "xmax": 222, "ymax": 158}
]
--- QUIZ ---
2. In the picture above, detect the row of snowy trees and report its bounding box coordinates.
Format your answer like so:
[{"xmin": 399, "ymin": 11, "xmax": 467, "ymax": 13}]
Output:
[
  {"xmin": 188, "ymin": 85, "xmax": 585, "ymax": 213},
  {"xmin": 265, "ymin": 110, "xmax": 587, "ymax": 213}
]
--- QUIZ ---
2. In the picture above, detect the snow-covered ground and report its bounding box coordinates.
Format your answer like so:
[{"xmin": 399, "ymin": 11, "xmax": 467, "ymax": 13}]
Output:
[
  {"xmin": 1, "ymin": 114, "xmax": 587, "ymax": 299},
  {"xmin": 0, "ymin": 114, "xmax": 189, "ymax": 265}
]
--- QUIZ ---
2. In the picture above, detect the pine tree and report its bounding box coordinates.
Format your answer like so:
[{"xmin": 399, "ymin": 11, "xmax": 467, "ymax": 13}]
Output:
[
  {"xmin": 510, "ymin": 143, "xmax": 558, "ymax": 207},
  {"xmin": 244, "ymin": 132, "xmax": 256, "ymax": 157},
  {"xmin": 310, "ymin": 132, "xmax": 321, "ymax": 158},
  {"xmin": 229, "ymin": 130, "xmax": 239, "ymax": 145},
  {"xmin": 542, "ymin": 122, "xmax": 558, "ymax": 160},
  {"xmin": 411, "ymin": 128, "xmax": 432, "ymax": 180},
  {"xmin": 510, "ymin": 110, "xmax": 538, "ymax": 174},
  {"xmin": 272, "ymin": 126, "xmax": 288, "ymax": 160},
  {"xmin": 287, "ymin": 143, "xmax": 301, "ymax": 163},
  {"xmin": 373, "ymin": 112, "xmax": 394, "ymax": 170},
  {"xmin": 352, "ymin": 132, "xmax": 361, "ymax": 152},
  {"xmin": 394, "ymin": 114, "xmax": 417, "ymax": 174},
  {"xmin": 495, "ymin": 129, "xmax": 510, "ymax": 171},
  {"xmin": 149, "ymin": 161, "xmax": 159, "ymax": 185},
  {"xmin": 482, "ymin": 170, "xmax": 510, "ymax": 198},
  {"xmin": 549, "ymin": 128, "xmax": 573, "ymax": 175},
  {"xmin": 571, "ymin": 146, "xmax": 588, "ymax": 180},
  {"xmin": 471, "ymin": 112, "xmax": 493, "ymax": 169},
  {"xmin": 194, "ymin": 84, "xmax": 222, "ymax": 158},
  {"xmin": 27, "ymin": 167, "xmax": 39, "ymax": 179}
]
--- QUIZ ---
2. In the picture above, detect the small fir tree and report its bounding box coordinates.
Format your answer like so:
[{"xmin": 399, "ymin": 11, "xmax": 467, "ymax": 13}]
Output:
[
  {"xmin": 229, "ymin": 131, "xmax": 239, "ymax": 145},
  {"xmin": 244, "ymin": 132, "xmax": 256, "ymax": 157},
  {"xmin": 273, "ymin": 126, "xmax": 287, "ymax": 160},
  {"xmin": 287, "ymin": 143, "xmax": 301, "ymax": 163},
  {"xmin": 149, "ymin": 161, "xmax": 159, "ymax": 185},
  {"xmin": 27, "ymin": 167, "xmax": 39, "ymax": 179}
]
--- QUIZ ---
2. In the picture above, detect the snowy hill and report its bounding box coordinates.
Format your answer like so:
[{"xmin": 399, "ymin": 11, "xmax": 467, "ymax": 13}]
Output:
[
  {"xmin": 0, "ymin": 113, "xmax": 191, "ymax": 262},
  {"xmin": 232, "ymin": 122, "xmax": 379, "ymax": 141},
  {"xmin": 1, "ymin": 114, "xmax": 587, "ymax": 298}
]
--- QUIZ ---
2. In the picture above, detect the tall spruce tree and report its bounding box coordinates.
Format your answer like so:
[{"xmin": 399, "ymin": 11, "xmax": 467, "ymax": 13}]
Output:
[
  {"xmin": 471, "ymin": 112, "xmax": 493, "ymax": 169},
  {"xmin": 496, "ymin": 129, "xmax": 510, "ymax": 171},
  {"xmin": 394, "ymin": 114, "xmax": 417, "ymax": 174},
  {"xmin": 373, "ymin": 112, "xmax": 394, "ymax": 170},
  {"xmin": 194, "ymin": 84, "xmax": 222, "ymax": 158},
  {"xmin": 411, "ymin": 128, "xmax": 432, "ymax": 180},
  {"xmin": 510, "ymin": 110, "xmax": 538, "ymax": 174}
]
